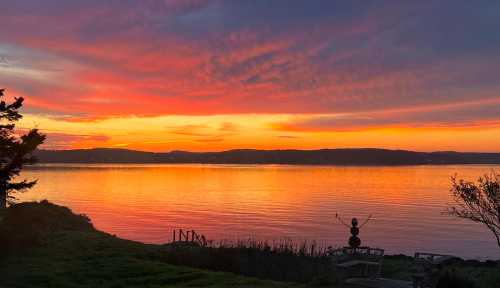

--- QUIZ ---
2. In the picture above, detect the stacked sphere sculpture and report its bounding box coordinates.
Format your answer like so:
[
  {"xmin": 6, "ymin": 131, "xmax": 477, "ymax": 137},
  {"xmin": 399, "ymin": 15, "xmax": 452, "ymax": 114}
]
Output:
[{"xmin": 348, "ymin": 218, "xmax": 361, "ymax": 248}]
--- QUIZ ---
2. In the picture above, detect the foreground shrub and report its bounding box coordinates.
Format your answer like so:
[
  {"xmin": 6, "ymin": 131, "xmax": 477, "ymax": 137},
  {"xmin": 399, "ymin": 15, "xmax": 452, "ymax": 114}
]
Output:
[
  {"xmin": 0, "ymin": 200, "xmax": 94, "ymax": 254},
  {"xmin": 162, "ymin": 239, "xmax": 335, "ymax": 283},
  {"xmin": 435, "ymin": 269, "xmax": 478, "ymax": 288}
]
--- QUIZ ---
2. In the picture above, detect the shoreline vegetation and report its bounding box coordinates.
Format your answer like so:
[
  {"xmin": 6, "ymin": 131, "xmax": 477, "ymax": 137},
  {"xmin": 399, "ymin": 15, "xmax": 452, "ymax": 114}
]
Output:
[
  {"xmin": 35, "ymin": 148, "xmax": 500, "ymax": 165},
  {"xmin": 0, "ymin": 201, "xmax": 299, "ymax": 288},
  {"xmin": 1, "ymin": 201, "xmax": 499, "ymax": 287}
]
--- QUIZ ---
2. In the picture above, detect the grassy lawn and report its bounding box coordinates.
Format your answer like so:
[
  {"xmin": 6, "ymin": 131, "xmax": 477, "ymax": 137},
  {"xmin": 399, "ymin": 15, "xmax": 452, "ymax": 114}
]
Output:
[
  {"xmin": 1, "ymin": 230, "xmax": 304, "ymax": 288},
  {"xmin": 1, "ymin": 201, "xmax": 498, "ymax": 288},
  {"xmin": 0, "ymin": 202, "xmax": 305, "ymax": 288}
]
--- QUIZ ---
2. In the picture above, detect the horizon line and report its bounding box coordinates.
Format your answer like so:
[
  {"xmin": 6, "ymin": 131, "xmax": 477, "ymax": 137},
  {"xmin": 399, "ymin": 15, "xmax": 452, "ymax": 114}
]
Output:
[{"xmin": 37, "ymin": 147, "xmax": 500, "ymax": 154}]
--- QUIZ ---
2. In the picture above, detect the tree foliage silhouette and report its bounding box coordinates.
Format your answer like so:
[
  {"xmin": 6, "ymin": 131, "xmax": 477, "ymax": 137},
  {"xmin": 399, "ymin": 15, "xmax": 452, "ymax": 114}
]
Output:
[
  {"xmin": 447, "ymin": 172, "xmax": 500, "ymax": 247},
  {"xmin": 0, "ymin": 89, "xmax": 45, "ymax": 208}
]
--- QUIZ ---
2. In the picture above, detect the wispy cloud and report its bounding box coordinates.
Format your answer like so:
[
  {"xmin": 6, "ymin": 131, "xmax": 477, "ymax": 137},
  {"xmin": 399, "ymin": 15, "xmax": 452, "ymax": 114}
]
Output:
[
  {"xmin": 3, "ymin": 1, "xmax": 500, "ymax": 150},
  {"xmin": 273, "ymin": 98, "xmax": 500, "ymax": 132},
  {"xmin": 40, "ymin": 132, "xmax": 110, "ymax": 150}
]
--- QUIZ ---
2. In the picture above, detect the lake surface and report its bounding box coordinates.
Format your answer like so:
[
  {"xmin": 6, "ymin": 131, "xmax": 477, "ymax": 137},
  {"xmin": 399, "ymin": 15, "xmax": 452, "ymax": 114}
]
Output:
[{"xmin": 19, "ymin": 164, "xmax": 500, "ymax": 259}]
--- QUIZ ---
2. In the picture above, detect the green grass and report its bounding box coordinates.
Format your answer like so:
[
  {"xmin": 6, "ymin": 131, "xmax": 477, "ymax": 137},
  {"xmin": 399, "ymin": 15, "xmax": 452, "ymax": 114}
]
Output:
[
  {"xmin": 0, "ymin": 202, "xmax": 303, "ymax": 288},
  {"xmin": 1, "ymin": 229, "xmax": 304, "ymax": 288},
  {"xmin": 2, "ymin": 201, "xmax": 498, "ymax": 288}
]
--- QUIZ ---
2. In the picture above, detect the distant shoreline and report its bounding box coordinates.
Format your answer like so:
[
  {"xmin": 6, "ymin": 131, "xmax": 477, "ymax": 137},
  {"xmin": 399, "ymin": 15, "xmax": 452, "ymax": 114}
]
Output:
[
  {"xmin": 27, "ymin": 162, "xmax": 500, "ymax": 168},
  {"xmin": 34, "ymin": 148, "xmax": 500, "ymax": 165}
]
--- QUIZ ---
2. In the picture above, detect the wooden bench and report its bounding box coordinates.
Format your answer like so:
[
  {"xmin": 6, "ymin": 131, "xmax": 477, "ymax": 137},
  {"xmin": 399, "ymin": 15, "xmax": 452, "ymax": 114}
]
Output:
[
  {"xmin": 330, "ymin": 247, "xmax": 384, "ymax": 279},
  {"xmin": 412, "ymin": 252, "xmax": 456, "ymax": 288}
]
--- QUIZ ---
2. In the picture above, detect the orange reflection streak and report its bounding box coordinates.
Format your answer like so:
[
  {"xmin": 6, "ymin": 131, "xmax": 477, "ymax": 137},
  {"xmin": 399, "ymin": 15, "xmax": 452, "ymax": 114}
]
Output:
[{"xmin": 17, "ymin": 164, "xmax": 500, "ymax": 258}]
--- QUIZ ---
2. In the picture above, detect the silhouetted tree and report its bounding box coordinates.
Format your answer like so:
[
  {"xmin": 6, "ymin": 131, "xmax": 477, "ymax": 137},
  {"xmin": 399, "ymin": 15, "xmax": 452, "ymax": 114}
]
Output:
[
  {"xmin": 447, "ymin": 172, "xmax": 500, "ymax": 248},
  {"xmin": 0, "ymin": 89, "xmax": 45, "ymax": 209}
]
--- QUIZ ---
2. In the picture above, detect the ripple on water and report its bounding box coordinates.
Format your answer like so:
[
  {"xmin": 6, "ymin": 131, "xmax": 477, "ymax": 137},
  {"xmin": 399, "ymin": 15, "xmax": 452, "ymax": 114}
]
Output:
[{"xmin": 19, "ymin": 164, "xmax": 500, "ymax": 259}]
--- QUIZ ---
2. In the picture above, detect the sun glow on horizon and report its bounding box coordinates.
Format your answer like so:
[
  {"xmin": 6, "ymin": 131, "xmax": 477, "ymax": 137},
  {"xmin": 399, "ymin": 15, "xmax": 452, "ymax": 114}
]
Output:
[
  {"xmin": 18, "ymin": 113, "xmax": 500, "ymax": 153},
  {"xmin": 3, "ymin": 1, "xmax": 500, "ymax": 151}
]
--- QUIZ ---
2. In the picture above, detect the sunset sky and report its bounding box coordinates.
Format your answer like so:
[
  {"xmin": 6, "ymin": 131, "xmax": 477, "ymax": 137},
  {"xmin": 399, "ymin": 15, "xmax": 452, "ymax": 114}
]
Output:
[{"xmin": 2, "ymin": 1, "xmax": 500, "ymax": 152}]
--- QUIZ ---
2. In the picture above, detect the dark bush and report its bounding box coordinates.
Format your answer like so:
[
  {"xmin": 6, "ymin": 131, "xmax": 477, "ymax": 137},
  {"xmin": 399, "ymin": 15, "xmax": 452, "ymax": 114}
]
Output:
[
  {"xmin": 435, "ymin": 269, "xmax": 478, "ymax": 288},
  {"xmin": 483, "ymin": 260, "xmax": 500, "ymax": 268},
  {"xmin": 0, "ymin": 200, "xmax": 94, "ymax": 254},
  {"xmin": 161, "ymin": 239, "xmax": 334, "ymax": 283}
]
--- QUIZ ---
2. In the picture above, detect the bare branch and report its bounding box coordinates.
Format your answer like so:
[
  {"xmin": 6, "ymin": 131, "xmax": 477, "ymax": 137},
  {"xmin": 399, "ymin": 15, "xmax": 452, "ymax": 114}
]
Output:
[{"xmin": 447, "ymin": 172, "xmax": 500, "ymax": 248}]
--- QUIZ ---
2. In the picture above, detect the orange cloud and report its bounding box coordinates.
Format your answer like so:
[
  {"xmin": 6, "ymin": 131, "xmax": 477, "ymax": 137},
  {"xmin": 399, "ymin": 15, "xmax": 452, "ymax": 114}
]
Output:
[{"xmin": 3, "ymin": 1, "xmax": 500, "ymax": 151}]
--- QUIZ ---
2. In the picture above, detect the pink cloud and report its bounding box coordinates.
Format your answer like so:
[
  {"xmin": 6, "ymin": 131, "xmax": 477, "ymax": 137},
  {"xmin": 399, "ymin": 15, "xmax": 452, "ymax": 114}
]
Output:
[
  {"xmin": 273, "ymin": 98, "xmax": 500, "ymax": 132},
  {"xmin": 1, "ymin": 0, "xmax": 499, "ymax": 130}
]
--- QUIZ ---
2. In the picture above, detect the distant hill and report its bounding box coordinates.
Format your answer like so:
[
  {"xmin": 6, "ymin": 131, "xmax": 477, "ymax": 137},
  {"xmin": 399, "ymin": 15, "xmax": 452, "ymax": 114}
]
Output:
[{"xmin": 33, "ymin": 148, "xmax": 500, "ymax": 165}]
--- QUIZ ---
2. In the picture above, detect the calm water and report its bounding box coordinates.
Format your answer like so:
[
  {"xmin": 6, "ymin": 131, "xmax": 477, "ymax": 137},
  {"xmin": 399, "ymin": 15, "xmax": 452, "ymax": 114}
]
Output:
[{"xmin": 19, "ymin": 164, "xmax": 500, "ymax": 259}]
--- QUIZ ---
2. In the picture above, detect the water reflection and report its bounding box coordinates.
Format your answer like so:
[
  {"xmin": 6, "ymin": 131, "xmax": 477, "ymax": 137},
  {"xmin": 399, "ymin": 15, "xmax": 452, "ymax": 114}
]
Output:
[{"xmin": 19, "ymin": 164, "xmax": 500, "ymax": 259}]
